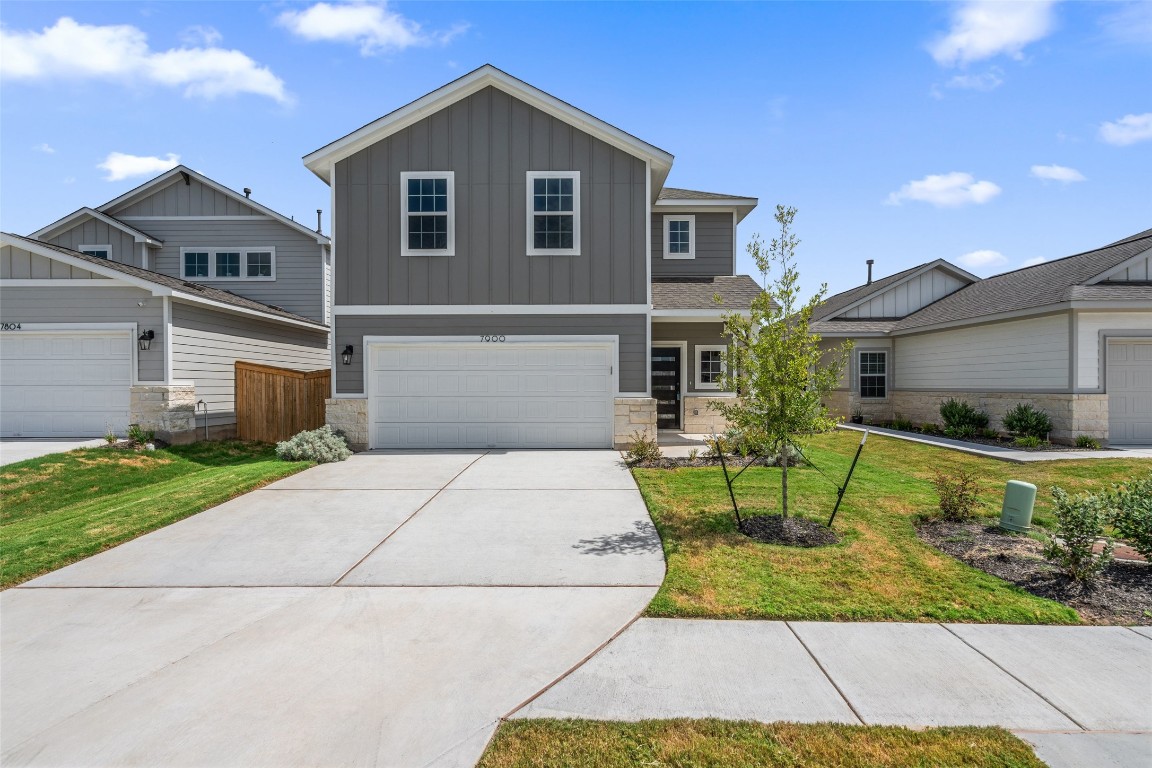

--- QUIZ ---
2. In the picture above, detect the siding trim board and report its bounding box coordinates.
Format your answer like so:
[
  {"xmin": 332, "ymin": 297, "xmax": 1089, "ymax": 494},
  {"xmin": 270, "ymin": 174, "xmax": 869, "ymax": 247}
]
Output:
[
  {"xmin": 334, "ymin": 304, "xmax": 649, "ymax": 315},
  {"xmin": 32, "ymin": 207, "xmax": 163, "ymax": 245}
]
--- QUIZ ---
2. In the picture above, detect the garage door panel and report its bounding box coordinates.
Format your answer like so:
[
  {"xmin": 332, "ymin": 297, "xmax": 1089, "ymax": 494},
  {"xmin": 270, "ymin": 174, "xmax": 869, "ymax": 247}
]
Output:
[{"xmin": 1108, "ymin": 340, "xmax": 1152, "ymax": 445}]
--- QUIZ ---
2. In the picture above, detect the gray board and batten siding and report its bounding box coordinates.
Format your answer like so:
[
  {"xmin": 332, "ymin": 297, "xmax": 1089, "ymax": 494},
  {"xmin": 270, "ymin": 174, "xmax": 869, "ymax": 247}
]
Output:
[
  {"xmin": 106, "ymin": 176, "xmax": 264, "ymax": 218},
  {"xmin": 651, "ymin": 321, "xmax": 731, "ymax": 393},
  {"xmin": 335, "ymin": 314, "xmax": 647, "ymax": 394},
  {"xmin": 43, "ymin": 221, "xmax": 143, "ymax": 269},
  {"xmin": 170, "ymin": 302, "xmax": 329, "ymax": 427},
  {"xmin": 334, "ymin": 85, "xmax": 648, "ymax": 307},
  {"xmin": 0, "ymin": 284, "xmax": 166, "ymax": 383},
  {"xmin": 651, "ymin": 212, "xmax": 734, "ymax": 278},
  {"xmin": 2, "ymin": 246, "xmax": 109, "ymax": 281}
]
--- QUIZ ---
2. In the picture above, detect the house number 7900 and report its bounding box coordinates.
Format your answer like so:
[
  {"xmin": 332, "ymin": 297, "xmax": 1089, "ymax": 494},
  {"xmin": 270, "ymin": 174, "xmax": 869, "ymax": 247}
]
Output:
[{"xmin": 480, "ymin": 335, "xmax": 506, "ymax": 342}]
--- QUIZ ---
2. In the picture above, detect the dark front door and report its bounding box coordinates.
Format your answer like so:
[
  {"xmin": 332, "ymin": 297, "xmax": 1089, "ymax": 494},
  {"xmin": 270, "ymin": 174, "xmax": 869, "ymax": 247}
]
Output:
[{"xmin": 651, "ymin": 347, "xmax": 682, "ymax": 430}]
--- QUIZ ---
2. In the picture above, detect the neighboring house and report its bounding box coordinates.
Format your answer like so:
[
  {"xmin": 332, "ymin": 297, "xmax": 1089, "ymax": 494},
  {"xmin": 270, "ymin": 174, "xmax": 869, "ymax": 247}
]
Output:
[
  {"xmin": 304, "ymin": 65, "xmax": 760, "ymax": 450},
  {"xmin": 0, "ymin": 167, "xmax": 331, "ymax": 441},
  {"xmin": 816, "ymin": 229, "xmax": 1152, "ymax": 445}
]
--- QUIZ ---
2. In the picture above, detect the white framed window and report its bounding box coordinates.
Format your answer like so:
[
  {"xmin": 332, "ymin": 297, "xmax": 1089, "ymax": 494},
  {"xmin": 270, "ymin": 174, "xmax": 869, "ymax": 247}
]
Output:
[
  {"xmin": 858, "ymin": 350, "xmax": 887, "ymax": 399},
  {"xmin": 663, "ymin": 215, "xmax": 695, "ymax": 259},
  {"xmin": 79, "ymin": 244, "xmax": 112, "ymax": 259},
  {"xmin": 526, "ymin": 171, "xmax": 580, "ymax": 256},
  {"xmin": 696, "ymin": 344, "xmax": 726, "ymax": 390},
  {"xmin": 181, "ymin": 248, "xmax": 276, "ymax": 281},
  {"xmin": 401, "ymin": 171, "xmax": 454, "ymax": 256}
]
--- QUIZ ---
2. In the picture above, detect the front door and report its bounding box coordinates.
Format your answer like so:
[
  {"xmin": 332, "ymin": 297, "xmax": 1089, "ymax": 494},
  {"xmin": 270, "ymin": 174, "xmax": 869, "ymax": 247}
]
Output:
[{"xmin": 651, "ymin": 346, "xmax": 681, "ymax": 431}]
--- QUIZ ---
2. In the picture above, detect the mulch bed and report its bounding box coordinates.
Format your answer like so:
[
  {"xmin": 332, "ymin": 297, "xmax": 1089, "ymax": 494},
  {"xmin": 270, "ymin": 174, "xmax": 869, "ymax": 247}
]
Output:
[
  {"xmin": 867, "ymin": 426, "xmax": 1107, "ymax": 453},
  {"xmin": 740, "ymin": 514, "xmax": 841, "ymax": 547},
  {"xmin": 628, "ymin": 455, "xmax": 807, "ymax": 470},
  {"xmin": 917, "ymin": 519, "xmax": 1151, "ymax": 625}
]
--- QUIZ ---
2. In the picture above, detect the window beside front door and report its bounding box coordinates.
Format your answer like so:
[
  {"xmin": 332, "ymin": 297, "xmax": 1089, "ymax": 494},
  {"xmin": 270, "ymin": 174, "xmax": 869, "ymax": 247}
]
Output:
[
  {"xmin": 526, "ymin": 171, "xmax": 580, "ymax": 255},
  {"xmin": 858, "ymin": 351, "xmax": 887, "ymax": 398},
  {"xmin": 400, "ymin": 171, "xmax": 454, "ymax": 256},
  {"xmin": 696, "ymin": 345, "xmax": 726, "ymax": 390}
]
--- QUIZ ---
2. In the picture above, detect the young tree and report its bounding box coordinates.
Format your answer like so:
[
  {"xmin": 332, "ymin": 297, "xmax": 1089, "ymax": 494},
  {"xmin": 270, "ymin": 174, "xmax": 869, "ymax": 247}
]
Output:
[{"xmin": 714, "ymin": 205, "xmax": 852, "ymax": 519}]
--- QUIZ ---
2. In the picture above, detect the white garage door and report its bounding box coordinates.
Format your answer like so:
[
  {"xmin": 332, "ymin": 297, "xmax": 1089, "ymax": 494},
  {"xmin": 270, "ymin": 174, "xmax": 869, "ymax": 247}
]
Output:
[
  {"xmin": 368, "ymin": 340, "xmax": 614, "ymax": 449},
  {"xmin": 1108, "ymin": 340, "xmax": 1152, "ymax": 445},
  {"xmin": 0, "ymin": 330, "xmax": 133, "ymax": 438}
]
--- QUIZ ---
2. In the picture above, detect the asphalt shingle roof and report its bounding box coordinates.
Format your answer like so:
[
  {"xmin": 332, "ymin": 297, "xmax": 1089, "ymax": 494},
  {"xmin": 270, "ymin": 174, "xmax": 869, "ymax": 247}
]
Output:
[
  {"xmin": 657, "ymin": 187, "xmax": 755, "ymax": 201},
  {"xmin": 811, "ymin": 263, "xmax": 928, "ymax": 321},
  {"xmin": 652, "ymin": 275, "xmax": 767, "ymax": 311},
  {"xmin": 4, "ymin": 233, "xmax": 326, "ymax": 328}
]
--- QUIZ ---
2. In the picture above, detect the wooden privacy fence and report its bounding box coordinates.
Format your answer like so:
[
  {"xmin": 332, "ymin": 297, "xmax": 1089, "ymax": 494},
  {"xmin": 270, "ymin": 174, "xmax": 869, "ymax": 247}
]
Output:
[{"xmin": 235, "ymin": 361, "xmax": 331, "ymax": 444}]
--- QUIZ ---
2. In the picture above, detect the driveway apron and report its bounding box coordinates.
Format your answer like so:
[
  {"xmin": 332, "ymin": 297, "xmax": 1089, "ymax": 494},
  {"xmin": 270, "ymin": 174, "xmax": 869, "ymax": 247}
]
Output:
[{"xmin": 2, "ymin": 450, "xmax": 665, "ymax": 768}]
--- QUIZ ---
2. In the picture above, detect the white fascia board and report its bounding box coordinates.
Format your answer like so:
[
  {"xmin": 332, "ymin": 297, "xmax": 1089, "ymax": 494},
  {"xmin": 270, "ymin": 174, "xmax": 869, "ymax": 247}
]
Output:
[
  {"xmin": 334, "ymin": 304, "xmax": 650, "ymax": 315},
  {"xmin": 890, "ymin": 303, "xmax": 1071, "ymax": 336},
  {"xmin": 1, "ymin": 279, "xmax": 133, "ymax": 287},
  {"xmin": 1085, "ymin": 245, "xmax": 1152, "ymax": 285},
  {"xmin": 169, "ymin": 294, "xmax": 329, "ymax": 332},
  {"xmin": 96, "ymin": 166, "xmax": 330, "ymax": 246},
  {"xmin": 303, "ymin": 65, "xmax": 674, "ymax": 184},
  {"xmin": 652, "ymin": 310, "xmax": 745, "ymax": 321},
  {"xmin": 1, "ymin": 234, "xmax": 172, "ymax": 295},
  {"xmin": 825, "ymin": 259, "xmax": 978, "ymax": 321},
  {"xmin": 30, "ymin": 207, "xmax": 163, "ymax": 246},
  {"xmin": 654, "ymin": 199, "xmax": 758, "ymax": 223}
]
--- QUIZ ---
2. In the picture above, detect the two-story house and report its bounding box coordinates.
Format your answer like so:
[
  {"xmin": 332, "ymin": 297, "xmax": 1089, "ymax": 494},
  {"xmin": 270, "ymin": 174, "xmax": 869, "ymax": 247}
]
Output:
[
  {"xmin": 305, "ymin": 65, "xmax": 760, "ymax": 450},
  {"xmin": 0, "ymin": 166, "xmax": 331, "ymax": 441}
]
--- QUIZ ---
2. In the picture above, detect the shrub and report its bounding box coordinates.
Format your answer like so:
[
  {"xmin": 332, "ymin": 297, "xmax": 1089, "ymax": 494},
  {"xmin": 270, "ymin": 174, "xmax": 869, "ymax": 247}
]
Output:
[
  {"xmin": 703, "ymin": 436, "xmax": 727, "ymax": 458},
  {"xmin": 1043, "ymin": 486, "xmax": 1113, "ymax": 584},
  {"xmin": 980, "ymin": 427, "xmax": 1001, "ymax": 440},
  {"xmin": 103, "ymin": 428, "xmax": 118, "ymax": 445},
  {"xmin": 920, "ymin": 422, "xmax": 941, "ymax": 435},
  {"xmin": 944, "ymin": 424, "xmax": 978, "ymax": 440},
  {"xmin": 939, "ymin": 398, "xmax": 989, "ymax": 432},
  {"xmin": 1013, "ymin": 435, "xmax": 1046, "ymax": 449},
  {"xmin": 1104, "ymin": 476, "xmax": 1152, "ymax": 560},
  {"xmin": 931, "ymin": 470, "xmax": 981, "ymax": 521},
  {"xmin": 687, "ymin": 447, "xmax": 700, "ymax": 462},
  {"xmin": 1075, "ymin": 435, "xmax": 1101, "ymax": 449},
  {"xmin": 891, "ymin": 414, "xmax": 915, "ymax": 431},
  {"xmin": 275, "ymin": 425, "xmax": 351, "ymax": 463},
  {"xmin": 126, "ymin": 423, "xmax": 155, "ymax": 446},
  {"xmin": 1003, "ymin": 403, "xmax": 1053, "ymax": 439},
  {"xmin": 624, "ymin": 431, "xmax": 663, "ymax": 463}
]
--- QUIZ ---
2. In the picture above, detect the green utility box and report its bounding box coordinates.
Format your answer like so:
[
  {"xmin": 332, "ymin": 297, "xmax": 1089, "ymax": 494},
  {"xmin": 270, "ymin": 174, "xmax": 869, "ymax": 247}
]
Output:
[{"xmin": 1000, "ymin": 480, "xmax": 1038, "ymax": 532}]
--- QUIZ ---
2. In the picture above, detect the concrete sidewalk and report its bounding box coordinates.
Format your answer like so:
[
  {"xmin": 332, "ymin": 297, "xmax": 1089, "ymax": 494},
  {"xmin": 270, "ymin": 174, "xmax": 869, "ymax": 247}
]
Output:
[{"xmin": 515, "ymin": 619, "xmax": 1152, "ymax": 767}]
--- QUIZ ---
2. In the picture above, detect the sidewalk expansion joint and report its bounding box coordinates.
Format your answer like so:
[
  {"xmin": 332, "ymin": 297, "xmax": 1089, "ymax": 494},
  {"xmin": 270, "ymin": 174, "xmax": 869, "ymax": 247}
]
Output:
[{"xmin": 784, "ymin": 621, "xmax": 866, "ymax": 726}]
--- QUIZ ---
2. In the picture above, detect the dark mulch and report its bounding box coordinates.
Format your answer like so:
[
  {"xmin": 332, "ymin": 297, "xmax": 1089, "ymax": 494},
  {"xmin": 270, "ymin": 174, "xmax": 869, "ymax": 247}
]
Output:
[
  {"xmin": 740, "ymin": 514, "xmax": 841, "ymax": 547},
  {"xmin": 867, "ymin": 426, "xmax": 1108, "ymax": 453},
  {"xmin": 917, "ymin": 519, "xmax": 1152, "ymax": 625},
  {"xmin": 628, "ymin": 455, "xmax": 807, "ymax": 470}
]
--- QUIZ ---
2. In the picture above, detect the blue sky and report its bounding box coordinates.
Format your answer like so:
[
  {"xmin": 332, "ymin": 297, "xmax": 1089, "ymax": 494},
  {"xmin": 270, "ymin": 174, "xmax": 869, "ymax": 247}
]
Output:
[{"xmin": 2, "ymin": 1, "xmax": 1149, "ymax": 299}]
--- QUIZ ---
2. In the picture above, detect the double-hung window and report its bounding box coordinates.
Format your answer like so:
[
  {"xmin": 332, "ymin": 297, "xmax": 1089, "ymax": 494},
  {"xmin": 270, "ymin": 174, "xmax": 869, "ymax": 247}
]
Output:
[
  {"xmin": 79, "ymin": 245, "xmax": 112, "ymax": 259},
  {"xmin": 663, "ymin": 215, "xmax": 695, "ymax": 259},
  {"xmin": 696, "ymin": 345, "xmax": 726, "ymax": 390},
  {"xmin": 858, "ymin": 351, "xmax": 887, "ymax": 398},
  {"xmin": 526, "ymin": 171, "xmax": 580, "ymax": 255},
  {"xmin": 181, "ymin": 248, "xmax": 276, "ymax": 280},
  {"xmin": 401, "ymin": 171, "xmax": 454, "ymax": 256}
]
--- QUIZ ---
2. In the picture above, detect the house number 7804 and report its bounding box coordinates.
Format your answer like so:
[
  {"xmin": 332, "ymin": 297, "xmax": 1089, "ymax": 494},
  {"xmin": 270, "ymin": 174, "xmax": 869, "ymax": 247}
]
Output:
[
  {"xmin": 480, "ymin": 335, "xmax": 506, "ymax": 342},
  {"xmin": 1, "ymin": 323, "xmax": 21, "ymax": 330}
]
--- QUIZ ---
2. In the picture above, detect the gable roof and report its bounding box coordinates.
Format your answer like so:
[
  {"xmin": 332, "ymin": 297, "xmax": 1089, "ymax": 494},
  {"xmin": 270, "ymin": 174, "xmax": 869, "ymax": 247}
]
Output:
[
  {"xmin": 1, "ymin": 233, "xmax": 326, "ymax": 330},
  {"xmin": 95, "ymin": 165, "xmax": 330, "ymax": 246},
  {"xmin": 31, "ymin": 207, "xmax": 163, "ymax": 246},
  {"xmin": 655, "ymin": 187, "xmax": 759, "ymax": 222},
  {"xmin": 302, "ymin": 64, "xmax": 675, "ymax": 192},
  {"xmin": 892, "ymin": 228, "xmax": 1152, "ymax": 332},
  {"xmin": 813, "ymin": 259, "xmax": 978, "ymax": 322},
  {"xmin": 652, "ymin": 275, "xmax": 766, "ymax": 312}
]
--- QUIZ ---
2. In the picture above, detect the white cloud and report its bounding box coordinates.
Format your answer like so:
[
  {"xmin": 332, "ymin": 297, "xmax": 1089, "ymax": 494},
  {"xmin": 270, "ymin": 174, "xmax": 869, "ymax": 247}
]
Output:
[
  {"xmin": 277, "ymin": 2, "xmax": 467, "ymax": 55},
  {"xmin": 180, "ymin": 25, "xmax": 223, "ymax": 47},
  {"xmin": 1020, "ymin": 256, "xmax": 1047, "ymax": 267},
  {"xmin": 0, "ymin": 17, "xmax": 289, "ymax": 103},
  {"xmin": 1030, "ymin": 164, "xmax": 1086, "ymax": 183},
  {"xmin": 946, "ymin": 67, "xmax": 1004, "ymax": 91},
  {"xmin": 33, "ymin": 142, "xmax": 55, "ymax": 154},
  {"xmin": 1098, "ymin": 113, "xmax": 1152, "ymax": 146},
  {"xmin": 1099, "ymin": 2, "xmax": 1152, "ymax": 45},
  {"xmin": 885, "ymin": 172, "xmax": 1002, "ymax": 208},
  {"xmin": 957, "ymin": 249, "xmax": 1008, "ymax": 269},
  {"xmin": 929, "ymin": 0, "xmax": 1057, "ymax": 67},
  {"xmin": 97, "ymin": 152, "xmax": 180, "ymax": 182}
]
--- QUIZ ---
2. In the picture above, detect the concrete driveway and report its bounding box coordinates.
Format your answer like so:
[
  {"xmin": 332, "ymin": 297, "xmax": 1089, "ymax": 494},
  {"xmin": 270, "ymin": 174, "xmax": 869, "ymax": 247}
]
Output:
[
  {"xmin": 0, "ymin": 438, "xmax": 105, "ymax": 466},
  {"xmin": 2, "ymin": 450, "xmax": 665, "ymax": 767}
]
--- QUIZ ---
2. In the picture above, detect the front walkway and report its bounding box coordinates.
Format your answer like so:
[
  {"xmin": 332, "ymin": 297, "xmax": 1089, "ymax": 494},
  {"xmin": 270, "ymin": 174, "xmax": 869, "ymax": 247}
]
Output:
[
  {"xmin": 1, "ymin": 450, "xmax": 665, "ymax": 767},
  {"xmin": 515, "ymin": 618, "xmax": 1152, "ymax": 767}
]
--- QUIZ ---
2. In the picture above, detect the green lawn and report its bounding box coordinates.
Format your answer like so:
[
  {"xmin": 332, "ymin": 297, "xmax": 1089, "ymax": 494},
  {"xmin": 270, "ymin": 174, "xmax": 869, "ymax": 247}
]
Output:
[
  {"xmin": 1, "ymin": 441, "xmax": 311, "ymax": 587},
  {"xmin": 637, "ymin": 430, "xmax": 1147, "ymax": 623},
  {"xmin": 478, "ymin": 720, "xmax": 1046, "ymax": 768}
]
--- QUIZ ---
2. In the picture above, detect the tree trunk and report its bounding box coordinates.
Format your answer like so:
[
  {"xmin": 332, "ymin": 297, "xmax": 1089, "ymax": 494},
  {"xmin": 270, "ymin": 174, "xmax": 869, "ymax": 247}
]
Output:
[{"xmin": 781, "ymin": 444, "xmax": 789, "ymax": 519}]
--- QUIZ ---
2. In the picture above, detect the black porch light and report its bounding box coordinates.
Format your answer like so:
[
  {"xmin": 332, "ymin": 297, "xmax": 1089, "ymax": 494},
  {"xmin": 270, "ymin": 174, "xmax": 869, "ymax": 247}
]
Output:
[
  {"xmin": 341, "ymin": 344, "xmax": 354, "ymax": 365},
  {"xmin": 137, "ymin": 329, "xmax": 155, "ymax": 351}
]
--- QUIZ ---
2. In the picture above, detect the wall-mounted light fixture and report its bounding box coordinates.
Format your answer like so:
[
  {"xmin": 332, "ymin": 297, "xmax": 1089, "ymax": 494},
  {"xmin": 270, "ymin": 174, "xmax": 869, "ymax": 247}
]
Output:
[
  {"xmin": 138, "ymin": 330, "xmax": 155, "ymax": 351},
  {"xmin": 341, "ymin": 344, "xmax": 354, "ymax": 365}
]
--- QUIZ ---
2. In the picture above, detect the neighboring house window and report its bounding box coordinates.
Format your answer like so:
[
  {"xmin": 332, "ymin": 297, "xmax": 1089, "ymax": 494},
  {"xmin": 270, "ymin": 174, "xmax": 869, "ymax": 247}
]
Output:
[
  {"xmin": 79, "ymin": 244, "xmax": 111, "ymax": 259},
  {"xmin": 859, "ymin": 351, "xmax": 887, "ymax": 398},
  {"xmin": 696, "ymin": 345, "xmax": 726, "ymax": 390},
  {"xmin": 400, "ymin": 171, "xmax": 454, "ymax": 256},
  {"xmin": 663, "ymin": 215, "xmax": 695, "ymax": 259},
  {"xmin": 180, "ymin": 248, "xmax": 276, "ymax": 280},
  {"xmin": 526, "ymin": 171, "xmax": 580, "ymax": 255}
]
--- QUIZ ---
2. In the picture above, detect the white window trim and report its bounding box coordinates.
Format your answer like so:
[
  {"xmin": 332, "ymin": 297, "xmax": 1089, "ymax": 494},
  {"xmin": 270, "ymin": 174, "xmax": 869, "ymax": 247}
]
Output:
[
  {"xmin": 179, "ymin": 247, "xmax": 277, "ymax": 282},
  {"xmin": 663, "ymin": 215, "xmax": 696, "ymax": 260},
  {"xmin": 696, "ymin": 344, "xmax": 727, "ymax": 390},
  {"xmin": 526, "ymin": 171, "xmax": 581, "ymax": 256},
  {"xmin": 857, "ymin": 349, "xmax": 888, "ymax": 399},
  {"xmin": 400, "ymin": 171, "xmax": 455, "ymax": 257},
  {"xmin": 78, "ymin": 244, "xmax": 112, "ymax": 259}
]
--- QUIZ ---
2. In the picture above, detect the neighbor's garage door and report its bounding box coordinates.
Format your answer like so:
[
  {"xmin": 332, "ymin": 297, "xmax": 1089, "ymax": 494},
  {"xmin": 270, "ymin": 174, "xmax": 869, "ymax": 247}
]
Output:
[
  {"xmin": 368, "ymin": 341, "xmax": 613, "ymax": 449},
  {"xmin": 0, "ymin": 330, "xmax": 132, "ymax": 438},
  {"xmin": 1108, "ymin": 339, "xmax": 1152, "ymax": 445}
]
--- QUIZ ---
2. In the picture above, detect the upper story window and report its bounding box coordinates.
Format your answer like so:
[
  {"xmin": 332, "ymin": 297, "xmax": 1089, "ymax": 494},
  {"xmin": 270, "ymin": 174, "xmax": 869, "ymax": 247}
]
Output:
[
  {"xmin": 181, "ymin": 248, "xmax": 276, "ymax": 281},
  {"xmin": 401, "ymin": 171, "xmax": 454, "ymax": 256},
  {"xmin": 696, "ymin": 344, "xmax": 726, "ymax": 390},
  {"xmin": 79, "ymin": 244, "xmax": 111, "ymax": 259},
  {"xmin": 663, "ymin": 215, "xmax": 695, "ymax": 260},
  {"xmin": 526, "ymin": 171, "xmax": 580, "ymax": 256},
  {"xmin": 858, "ymin": 351, "xmax": 887, "ymax": 399}
]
